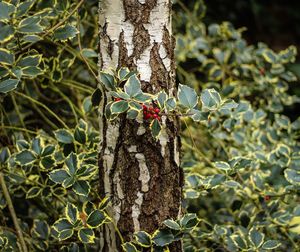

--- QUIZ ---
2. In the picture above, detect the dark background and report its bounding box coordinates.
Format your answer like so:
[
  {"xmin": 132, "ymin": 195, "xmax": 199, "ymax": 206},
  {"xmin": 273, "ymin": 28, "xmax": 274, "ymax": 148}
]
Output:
[{"xmin": 179, "ymin": 0, "xmax": 300, "ymax": 119}]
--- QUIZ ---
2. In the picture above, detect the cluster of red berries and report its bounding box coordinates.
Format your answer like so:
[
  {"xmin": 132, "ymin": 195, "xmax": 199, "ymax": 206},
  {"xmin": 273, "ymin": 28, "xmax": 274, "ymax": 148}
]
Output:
[
  {"xmin": 264, "ymin": 195, "xmax": 271, "ymax": 201},
  {"xmin": 143, "ymin": 104, "xmax": 161, "ymax": 121},
  {"xmin": 113, "ymin": 97, "xmax": 161, "ymax": 121}
]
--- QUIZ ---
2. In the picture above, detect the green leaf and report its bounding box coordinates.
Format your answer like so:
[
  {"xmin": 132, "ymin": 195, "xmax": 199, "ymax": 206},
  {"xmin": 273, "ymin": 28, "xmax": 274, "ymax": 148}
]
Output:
[
  {"xmin": 73, "ymin": 180, "xmax": 90, "ymax": 197},
  {"xmin": 284, "ymin": 169, "xmax": 300, "ymax": 186},
  {"xmin": 165, "ymin": 97, "xmax": 176, "ymax": 111},
  {"xmin": 127, "ymin": 109, "xmax": 139, "ymax": 119},
  {"xmin": 151, "ymin": 119, "xmax": 161, "ymax": 138},
  {"xmin": 15, "ymin": 150, "xmax": 36, "ymax": 165},
  {"xmin": 118, "ymin": 67, "xmax": 131, "ymax": 80},
  {"xmin": 91, "ymin": 88, "xmax": 102, "ymax": 107},
  {"xmin": 178, "ymin": 84, "xmax": 198, "ymax": 109},
  {"xmin": 157, "ymin": 91, "xmax": 167, "ymax": 109},
  {"xmin": 201, "ymin": 88, "xmax": 222, "ymax": 110},
  {"xmin": 40, "ymin": 156, "xmax": 55, "ymax": 170},
  {"xmin": 65, "ymin": 153, "xmax": 78, "ymax": 175},
  {"xmin": 81, "ymin": 48, "xmax": 98, "ymax": 58},
  {"xmin": 262, "ymin": 49, "xmax": 277, "ymax": 63},
  {"xmin": 16, "ymin": 0, "xmax": 35, "ymax": 17},
  {"xmin": 99, "ymin": 197, "xmax": 110, "ymax": 210},
  {"xmin": 78, "ymin": 228, "xmax": 95, "ymax": 243},
  {"xmin": 31, "ymin": 220, "xmax": 50, "ymax": 240},
  {"xmin": 231, "ymin": 234, "xmax": 247, "ymax": 249},
  {"xmin": 133, "ymin": 92, "xmax": 152, "ymax": 102},
  {"xmin": 124, "ymin": 75, "xmax": 142, "ymax": 97},
  {"xmin": 59, "ymin": 229, "xmax": 74, "ymax": 241},
  {"xmin": 179, "ymin": 213, "xmax": 198, "ymax": 229},
  {"xmin": 122, "ymin": 242, "xmax": 138, "ymax": 252},
  {"xmin": 0, "ymin": 24, "xmax": 14, "ymax": 42},
  {"xmin": 249, "ymin": 227, "xmax": 264, "ymax": 248},
  {"xmin": 152, "ymin": 229, "xmax": 174, "ymax": 247},
  {"xmin": 52, "ymin": 218, "xmax": 73, "ymax": 235},
  {"xmin": 22, "ymin": 34, "xmax": 42, "ymax": 42},
  {"xmin": 0, "ymin": 2, "xmax": 15, "ymax": 21},
  {"xmin": 18, "ymin": 16, "xmax": 43, "ymax": 33},
  {"xmin": 262, "ymin": 240, "xmax": 281, "ymax": 250},
  {"xmin": 41, "ymin": 145, "xmax": 55, "ymax": 157},
  {"xmin": 49, "ymin": 169, "xmax": 70, "ymax": 184},
  {"xmin": 26, "ymin": 186, "xmax": 42, "ymax": 199},
  {"xmin": 111, "ymin": 100, "xmax": 129, "ymax": 114},
  {"xmin": 54, "ymin": 129, "xmax": 74, "ymax": 144},
  {"xmin": 74, "ymin": 127, "xmax": 86, "ymax": 145},
  {"xmin": 0, "ymin": 79, "xmax": 19, "ymax": 93},
  {"xmin": 86, "ymin": 210, "xmax": 106, "ymax": 228},
  {"xmin": 53, "ymin": 24, "xmax": 78, "ymax": 41},
  {"xmin": 220, "ymin": 99, "xmax": 238, "ymax": 110},
  {"xmin": 65, "ymin": 203, "xmax": 79, "ymax": 225},
  {"xmin": 0, "ymin": 147, "xmax": 10, "ymax": 164},
  {"xmin": 83, "ymin": 96, "xmax": 92, "ymax": 113},
  {"xmin": 62, "ymin": 176, "xmax": 76, "ymax": 188},
  {"xmin": 214, "ymin": 161, "xmax": 231, "ymax": 171},
  {"xmin": 99, "ymin": 72, "xmax": 115, "ymax": 90},
  {"xmin": 191, "ymin": 109, "xmax": 209, "ymax": 122},
  {"xmin": 134, "ymin": 231, "xmax": 151, "ymax": 247},
  {"xmin": 31, "ymin": 138, "xmax": 42, "ymax": 155},
  {"xmin": 18, "ymin": 54, "xmax": 42, "ymax": 67},
  {"xmin": 163, "ymin": 219, "xmax": 181, "ymax": 230},
  {"xmin": 0, "ymin": 49, "xmax": 14, "ymax": 65},
  {"xmin": 209, "ymin": 65, "xmax": 223, "ymax": 81}
]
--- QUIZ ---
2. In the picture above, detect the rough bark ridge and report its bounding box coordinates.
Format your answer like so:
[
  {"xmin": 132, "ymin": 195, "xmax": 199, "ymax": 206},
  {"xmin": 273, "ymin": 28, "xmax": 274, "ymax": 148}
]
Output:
[{"xmin": 98, "ymin": 0, "xmax": 182, "ymax": 251}]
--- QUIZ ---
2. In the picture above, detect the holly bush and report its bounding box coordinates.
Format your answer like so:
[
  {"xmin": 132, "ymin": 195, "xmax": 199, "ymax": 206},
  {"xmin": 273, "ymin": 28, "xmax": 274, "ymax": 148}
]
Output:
[{"xmin": 0, "ymin": 0, "xmax": 300, "ymax": 251}]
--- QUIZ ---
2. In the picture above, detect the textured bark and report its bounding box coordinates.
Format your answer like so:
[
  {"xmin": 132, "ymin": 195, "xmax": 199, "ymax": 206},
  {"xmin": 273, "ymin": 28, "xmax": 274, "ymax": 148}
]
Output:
[{"xmin": 98, "ymin": 0, "xmax": 182, "ymax": 251}]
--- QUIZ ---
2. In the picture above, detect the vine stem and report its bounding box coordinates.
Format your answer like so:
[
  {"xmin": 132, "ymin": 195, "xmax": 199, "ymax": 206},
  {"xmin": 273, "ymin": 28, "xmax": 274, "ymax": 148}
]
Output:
[
  {"xmin": 14, "ymin": 91, "xmax": 69, "ymax": 129},
  {"xmin": 0, "ymin": 172, "xmax": 28, "ymax": 252}
]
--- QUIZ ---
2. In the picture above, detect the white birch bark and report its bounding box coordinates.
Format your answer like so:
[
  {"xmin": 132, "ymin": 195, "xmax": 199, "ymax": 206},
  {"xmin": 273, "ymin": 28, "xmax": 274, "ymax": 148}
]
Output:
[{"xmin": 98, "ymin": 0, "xmax": 182, "ymax": 251}]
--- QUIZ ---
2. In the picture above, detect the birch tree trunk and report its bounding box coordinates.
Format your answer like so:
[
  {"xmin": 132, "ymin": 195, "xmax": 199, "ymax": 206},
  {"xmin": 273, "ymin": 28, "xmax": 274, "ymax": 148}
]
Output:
[{"xmin": 98, "ymin": 0, "xmax": 182, "ymax": 251}]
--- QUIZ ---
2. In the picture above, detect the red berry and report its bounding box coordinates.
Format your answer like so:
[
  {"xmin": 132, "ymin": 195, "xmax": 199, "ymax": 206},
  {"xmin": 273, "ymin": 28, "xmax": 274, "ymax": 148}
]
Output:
[
  {"xmin": 264, "ymin": 195, "xmax": 271, "ymax": 201},
  {"xmin": 145, "ymin": 113, "xmax": 151, "ymax": 120},
  {"xmin": 143, "ymin": 111, "xmax": 147, "ymax": 115},
  {"xmin": 157, "ymin": 116, "xmax": 161, "ymax": 121},
  {"xmin": 149, "ymin": 107, "xmax": 153, "ymax": 111},
  {"xmin": 259, "ymin": 68, "xmax": 265, "ymax": 75},
  {"xmin": 143, "ymin": 105, "xmax": 147, "ymax": 110},
  {"xmin": 154, "ymin": 108, "xmax": 160, "ymax": 113},
  {"xmin": 115, "ymin": 97, "xmax": 122, "ymax": 101},
  {"xmin": 153, "ymin": 114, "xmax": 158, "ymax": 119}
]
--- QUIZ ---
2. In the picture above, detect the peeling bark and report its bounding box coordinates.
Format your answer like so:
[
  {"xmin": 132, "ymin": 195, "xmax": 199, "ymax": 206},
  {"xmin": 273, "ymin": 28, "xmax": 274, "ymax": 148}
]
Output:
[{"xmin": 98, "ymin": 0, "xmax": 182, "ymax": 251}]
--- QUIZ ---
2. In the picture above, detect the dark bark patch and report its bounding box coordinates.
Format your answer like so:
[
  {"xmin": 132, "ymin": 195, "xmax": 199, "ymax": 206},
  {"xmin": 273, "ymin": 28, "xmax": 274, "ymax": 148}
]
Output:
[
  {"xmin": 149, "ymin": 43, "xmax": 169, "ymax": 91},
  {"xmin": 133, "ymin": 25, "xmax": 151, "ymax": 59},
  {"xmin": 123, "ymin": 0, "xmax": 157, "ymax": 24}
]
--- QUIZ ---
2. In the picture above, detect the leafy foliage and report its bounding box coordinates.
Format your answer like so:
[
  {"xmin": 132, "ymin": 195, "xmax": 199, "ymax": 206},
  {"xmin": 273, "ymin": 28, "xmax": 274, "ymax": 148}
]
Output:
[
  {"xmin": 174, "ymin": 1, "xmax": 300, "ymax": 251},
  {"xmin": 0, "ymin": 0, "xmax": 300, "ymax": 251}
]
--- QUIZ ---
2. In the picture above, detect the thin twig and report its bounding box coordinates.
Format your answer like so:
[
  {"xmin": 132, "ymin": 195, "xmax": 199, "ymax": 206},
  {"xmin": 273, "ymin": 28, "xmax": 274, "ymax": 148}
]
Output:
[
  {"xmin": 11, "ymin": 94, "xmax": 30, "ymax": 139},
  {"xmin": 0, "ymin": 173, "xmax": 28, "ymax": 252},
  {"xmin": 14, "ymin": 91, "xmax": 69, "ymax": 129},
  {"xmin": 76, "ymin": 10, "xmax": 99, "ymax": 81}
]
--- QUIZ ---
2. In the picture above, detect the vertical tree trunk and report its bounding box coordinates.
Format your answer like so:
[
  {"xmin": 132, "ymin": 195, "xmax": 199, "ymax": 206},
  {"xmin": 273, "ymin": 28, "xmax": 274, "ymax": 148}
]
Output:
[{"xmin": 98, "ymin": 0, "xmax": 182, "ymax": 251}]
